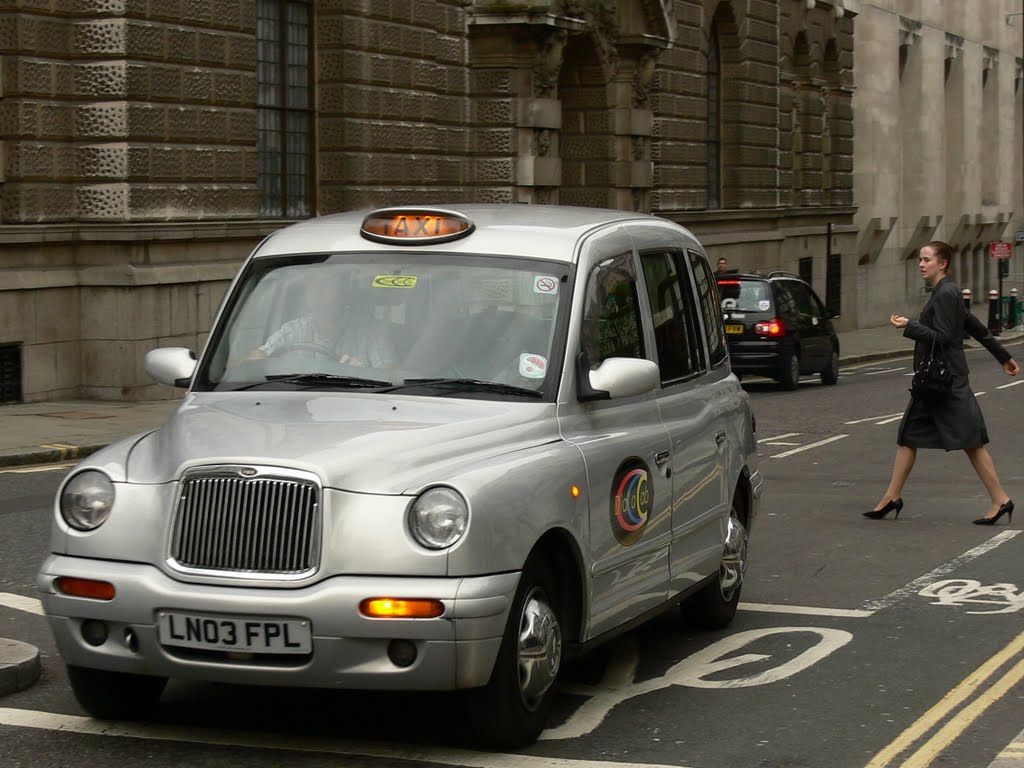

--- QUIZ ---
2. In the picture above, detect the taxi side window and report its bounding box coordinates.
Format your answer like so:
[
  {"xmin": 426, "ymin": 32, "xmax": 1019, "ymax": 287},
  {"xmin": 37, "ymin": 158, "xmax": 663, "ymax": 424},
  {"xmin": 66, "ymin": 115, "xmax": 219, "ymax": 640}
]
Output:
[
  {"xmin": 581, "ymin": 252, "xmax": 644, "ymax": 367},
  {"xmin": 640, "ymin": 250, "xmax": 704, "ymax": 382},
  {"xmin": 687, "ymin": 250, "xmax": 728, "ymax": 367}
]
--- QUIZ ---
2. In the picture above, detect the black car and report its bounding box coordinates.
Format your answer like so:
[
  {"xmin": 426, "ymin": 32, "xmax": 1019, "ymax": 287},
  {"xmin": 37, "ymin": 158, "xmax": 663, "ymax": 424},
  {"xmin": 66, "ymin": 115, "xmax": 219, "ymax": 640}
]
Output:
[{"xmin": 716, "ymin": 271, "xmax": 839, "ymax": 389}]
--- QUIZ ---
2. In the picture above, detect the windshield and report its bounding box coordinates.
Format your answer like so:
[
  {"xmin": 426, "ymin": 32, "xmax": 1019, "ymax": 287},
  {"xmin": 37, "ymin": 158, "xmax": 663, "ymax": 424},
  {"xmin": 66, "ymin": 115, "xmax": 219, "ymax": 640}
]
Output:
[
  {"xmin": 717, "ymin": 279, "xmax": 773, "ymax": 313},
  {"xmin": 195, "ymin": 253, "xmax": 570, "ymax": 399}
]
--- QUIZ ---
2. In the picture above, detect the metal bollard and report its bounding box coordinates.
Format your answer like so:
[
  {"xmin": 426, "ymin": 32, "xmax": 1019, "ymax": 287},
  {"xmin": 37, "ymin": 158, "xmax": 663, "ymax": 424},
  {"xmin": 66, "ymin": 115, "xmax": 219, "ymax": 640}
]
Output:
[
  {"xmin": 1011, "ymin": 288, "xmax": 1019, "ymax": 329},
  {"xmin": 988, "ymin": 288, "xmax": 1001, "ymax": 335},
  {"xmin": 962, "ymin": 288, "xmax": 972, "ymax": 339}
]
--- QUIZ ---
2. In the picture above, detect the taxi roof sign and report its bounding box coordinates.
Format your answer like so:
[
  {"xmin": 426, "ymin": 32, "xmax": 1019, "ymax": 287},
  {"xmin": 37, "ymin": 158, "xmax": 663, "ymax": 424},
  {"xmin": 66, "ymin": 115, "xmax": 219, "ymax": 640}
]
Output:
[{"xmin": 361, "ymin": 208, "xmax": 474, "ymax": 245}]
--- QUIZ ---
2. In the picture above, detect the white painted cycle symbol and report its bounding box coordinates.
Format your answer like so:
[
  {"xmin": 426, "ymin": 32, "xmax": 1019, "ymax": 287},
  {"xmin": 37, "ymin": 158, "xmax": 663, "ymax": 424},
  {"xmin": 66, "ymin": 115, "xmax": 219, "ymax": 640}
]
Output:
[{"xmin": 918, "ymin": 579, "xmax": 1024, "ymax": 614}]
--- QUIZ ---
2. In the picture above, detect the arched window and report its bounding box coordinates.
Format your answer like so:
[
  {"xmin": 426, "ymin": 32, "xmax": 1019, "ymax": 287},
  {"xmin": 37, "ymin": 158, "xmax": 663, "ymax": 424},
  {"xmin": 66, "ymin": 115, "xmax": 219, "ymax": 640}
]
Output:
[{"xmin": 707, "ymin": 22, "xmax": 721, "ymax": 209}]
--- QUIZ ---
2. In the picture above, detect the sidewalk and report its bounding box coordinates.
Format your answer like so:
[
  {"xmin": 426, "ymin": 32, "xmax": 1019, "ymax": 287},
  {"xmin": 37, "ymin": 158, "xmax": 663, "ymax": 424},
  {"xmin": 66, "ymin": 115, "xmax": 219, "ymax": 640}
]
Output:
[{"xmin": 1, "ymin": 325, "xmax": 1022, "ymax": 470}]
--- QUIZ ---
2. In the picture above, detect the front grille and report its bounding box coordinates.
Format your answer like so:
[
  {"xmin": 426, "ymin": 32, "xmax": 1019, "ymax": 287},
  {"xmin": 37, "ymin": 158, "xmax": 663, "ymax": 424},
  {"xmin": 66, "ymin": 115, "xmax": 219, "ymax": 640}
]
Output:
[{"xmin": 170, "ymin": 470, "xmax": 320, "ymax": 576}]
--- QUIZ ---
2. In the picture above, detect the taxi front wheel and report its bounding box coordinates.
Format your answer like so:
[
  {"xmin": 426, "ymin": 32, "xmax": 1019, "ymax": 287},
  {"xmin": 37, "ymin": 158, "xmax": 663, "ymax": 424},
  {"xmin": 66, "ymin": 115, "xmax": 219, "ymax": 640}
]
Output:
[
  {"xmin": 67, "ymin": 665, "xmax": 167, "ymax": 720},
  {"xmin": 467, "ymin": 556, "xmax": 564, "ymax": 748}
]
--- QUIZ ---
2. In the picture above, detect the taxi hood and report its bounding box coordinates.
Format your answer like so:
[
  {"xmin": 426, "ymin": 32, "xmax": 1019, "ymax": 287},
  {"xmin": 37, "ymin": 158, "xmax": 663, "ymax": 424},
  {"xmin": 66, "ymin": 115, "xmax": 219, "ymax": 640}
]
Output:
[{"xmin": 127, "ymin": 392, "xmax": 559, "ymax": 494}]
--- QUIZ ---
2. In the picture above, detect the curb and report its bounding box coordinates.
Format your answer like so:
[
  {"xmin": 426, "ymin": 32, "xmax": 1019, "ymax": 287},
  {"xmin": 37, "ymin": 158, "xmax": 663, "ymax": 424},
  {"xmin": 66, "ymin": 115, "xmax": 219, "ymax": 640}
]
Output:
[{"xmin": 0, "ymin": 638, "xmax": 41, "ymax": 697}]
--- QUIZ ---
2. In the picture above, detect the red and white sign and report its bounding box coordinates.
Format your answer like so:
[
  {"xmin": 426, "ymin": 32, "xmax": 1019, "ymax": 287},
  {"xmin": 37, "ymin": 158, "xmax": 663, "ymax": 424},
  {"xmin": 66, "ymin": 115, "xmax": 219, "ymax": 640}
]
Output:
[{"xmin": 990, "ymin": 241, "xmax": 1013, "ymax": 259}]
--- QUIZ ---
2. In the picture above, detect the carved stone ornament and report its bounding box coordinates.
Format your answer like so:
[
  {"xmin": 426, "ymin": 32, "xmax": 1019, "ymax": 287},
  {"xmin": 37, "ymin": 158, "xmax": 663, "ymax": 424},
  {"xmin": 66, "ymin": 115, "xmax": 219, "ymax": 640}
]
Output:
[
  {"xmin": 632, "ymin": 47, "xmax": 660, "ymax": 108},
  {"xmin": 898, "ymin": 16, "xmax": 921, "ymax": 47},
  {"xmin": 532, "ymin": 28, "xmax": 568, "ymax": 98},
  {"xmin": 944, "ymin": 33, "xmax": 964, "ymax": 61}
]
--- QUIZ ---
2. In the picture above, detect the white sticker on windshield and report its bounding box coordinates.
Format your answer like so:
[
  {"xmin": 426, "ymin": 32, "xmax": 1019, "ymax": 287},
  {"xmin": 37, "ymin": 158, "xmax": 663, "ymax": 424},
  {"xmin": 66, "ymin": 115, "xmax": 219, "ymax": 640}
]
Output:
[
  {"xmin": 758, "ymin": 300, "xmax": 771, "ymax": 311},
  {"xmin": 519, "ymin": 353, "xmax": 547, "ymax": 379},
  {"xmin": 534, "ymin": 276, "xmax": 559, "ymax": 295}
]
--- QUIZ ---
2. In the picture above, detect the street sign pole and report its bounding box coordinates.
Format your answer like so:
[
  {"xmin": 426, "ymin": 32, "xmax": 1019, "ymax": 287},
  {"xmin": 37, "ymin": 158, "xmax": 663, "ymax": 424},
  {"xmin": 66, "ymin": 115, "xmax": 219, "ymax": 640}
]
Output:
[{"xmin": 989, "ymin": 241, "xmax": 1014, "ymax": 335}]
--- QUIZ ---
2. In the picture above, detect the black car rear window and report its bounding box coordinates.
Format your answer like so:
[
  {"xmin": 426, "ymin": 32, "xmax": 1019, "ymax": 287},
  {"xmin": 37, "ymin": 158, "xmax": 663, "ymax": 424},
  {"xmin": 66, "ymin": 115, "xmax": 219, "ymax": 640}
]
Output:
[{"xmin": 716, "ymin": 279, "xmax": 773, "ymax": 312}]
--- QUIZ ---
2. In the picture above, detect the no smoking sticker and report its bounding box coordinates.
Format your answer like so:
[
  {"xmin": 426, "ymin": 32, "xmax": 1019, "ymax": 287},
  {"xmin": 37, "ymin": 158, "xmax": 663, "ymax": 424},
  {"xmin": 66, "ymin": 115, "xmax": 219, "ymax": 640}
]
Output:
[
  {"xmin": 534, "ymin": 276, "xmax": 558, "ymax": 295},
  {"xmin": 519, "ymin": 353, "xmax": 547, "ymax": 379}
]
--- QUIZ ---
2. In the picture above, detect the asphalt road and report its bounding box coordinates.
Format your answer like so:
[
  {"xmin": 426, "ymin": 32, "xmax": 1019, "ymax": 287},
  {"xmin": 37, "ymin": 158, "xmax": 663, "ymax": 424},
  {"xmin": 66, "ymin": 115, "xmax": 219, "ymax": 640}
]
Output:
[{"xmin": 1, "ymin": 342, "xmax": 1022, "ymax": 768}]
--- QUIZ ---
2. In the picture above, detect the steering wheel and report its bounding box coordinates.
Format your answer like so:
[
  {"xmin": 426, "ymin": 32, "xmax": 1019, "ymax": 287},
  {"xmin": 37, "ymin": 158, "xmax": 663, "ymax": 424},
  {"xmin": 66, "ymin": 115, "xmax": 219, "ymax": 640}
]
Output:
[{"xmin": 267, "ymin": 341, "xmax": 338, "ymax": 360}]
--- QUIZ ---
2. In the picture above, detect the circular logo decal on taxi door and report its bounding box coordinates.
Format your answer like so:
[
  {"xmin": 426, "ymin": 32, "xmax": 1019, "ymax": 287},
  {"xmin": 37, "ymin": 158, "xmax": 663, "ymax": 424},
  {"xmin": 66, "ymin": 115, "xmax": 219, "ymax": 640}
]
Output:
[{"xmin": 609, "ymin": 459, "xmax": 652, "ymax": 546}]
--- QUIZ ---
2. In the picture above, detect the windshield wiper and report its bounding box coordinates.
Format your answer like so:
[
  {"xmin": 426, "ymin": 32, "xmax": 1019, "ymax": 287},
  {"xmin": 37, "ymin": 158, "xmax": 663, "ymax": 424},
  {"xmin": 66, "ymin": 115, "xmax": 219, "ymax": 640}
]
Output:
[
  {"xmin": 383, "ymin": 378, "xmax": 543, "ymax": 398},
  {"xmin": 228, "ymin": 373, "xmax": 393, "ymax": 391}
]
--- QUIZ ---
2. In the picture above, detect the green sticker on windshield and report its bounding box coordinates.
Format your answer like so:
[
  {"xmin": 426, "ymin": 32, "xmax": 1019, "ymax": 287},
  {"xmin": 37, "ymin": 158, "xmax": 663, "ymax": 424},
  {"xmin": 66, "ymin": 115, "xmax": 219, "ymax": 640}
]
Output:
[{"xmin": 372, "ymin": 275, "xmax": 418, "ymax": 288}]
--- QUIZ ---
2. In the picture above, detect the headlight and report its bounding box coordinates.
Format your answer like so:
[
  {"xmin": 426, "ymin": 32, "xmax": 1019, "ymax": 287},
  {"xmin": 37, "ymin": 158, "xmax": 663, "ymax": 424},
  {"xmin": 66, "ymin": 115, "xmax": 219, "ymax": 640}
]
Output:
[
  {"xmin": 60, "ymin": 471, "xmax": 115, "ymax": 531},
  {"xmin": 408, "ymin": 487, "xmax": 468, "ymax": 549}
]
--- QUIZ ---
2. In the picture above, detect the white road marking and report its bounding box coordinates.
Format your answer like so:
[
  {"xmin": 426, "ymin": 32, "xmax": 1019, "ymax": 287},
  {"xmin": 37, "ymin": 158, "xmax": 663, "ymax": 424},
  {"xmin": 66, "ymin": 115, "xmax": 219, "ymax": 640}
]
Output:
[
  {"xmin": 845, "ymin": 413, "xmax": 903, "ymax": 424},
  {"xmin": 865, "ymin": 367, "xmax": 906, "ymax": 375},
  {"xmin": 770, "ymin": 434, "xmax": 848, "ymax": 458},
  {"xmin": 540, "ymin": 627, "xmax": 852, "ymax": 740},
  {"xmin": 762, "ymin": 441, "xmax": 800, "ymax": 446},
  {"xmin": 0, "ymin": 708, "xmax": 692, "ymax": 768},
  {"xmin": 975, "ymin": 391, "xmax": 986, "ymax": 396},
  {"xmin": 739, "ymin": 602, "xmax": 874, "ymax": 618},
  {"xmin": 758, "ymin": 432, "xmax": 801, "ymax": 442},
  {"xmin": 876, "ymin": 415, "xmax": 903, "ymax": 425},
  {"xmin": 997, "ymin": 380, "xmax": 1024, "ymax": 389},
  {"xmin": 860, "ymin": 531, "xmax": 1022, "ymax": 613},
  {"xmin": 0, "ymin": 593, "xmax": 44, "ymax": 615}
]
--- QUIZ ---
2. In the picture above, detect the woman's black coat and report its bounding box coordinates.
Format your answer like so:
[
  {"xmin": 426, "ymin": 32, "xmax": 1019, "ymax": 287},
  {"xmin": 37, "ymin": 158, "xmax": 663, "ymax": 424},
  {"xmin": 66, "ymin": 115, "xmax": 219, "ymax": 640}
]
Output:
[{"xmin": 898, "ymin": 276, "xmax": 988, "ymax": 450}]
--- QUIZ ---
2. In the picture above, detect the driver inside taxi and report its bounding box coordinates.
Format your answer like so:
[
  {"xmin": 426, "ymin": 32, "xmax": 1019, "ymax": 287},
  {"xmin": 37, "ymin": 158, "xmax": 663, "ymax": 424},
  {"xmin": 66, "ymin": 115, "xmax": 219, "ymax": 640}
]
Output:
[{"xmin": 246, "ymin": 280, "xmax": 390, "ymax": 368}]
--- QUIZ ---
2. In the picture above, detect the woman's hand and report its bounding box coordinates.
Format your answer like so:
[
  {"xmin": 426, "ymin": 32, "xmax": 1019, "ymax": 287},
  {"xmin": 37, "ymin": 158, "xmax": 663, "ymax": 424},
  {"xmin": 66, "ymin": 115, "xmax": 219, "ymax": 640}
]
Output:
[
  {"xmin": 889, "ymin": 313, "xmax": 909, "ymax": 329},
  {"xmin": 1003, "ymin": 359, "xmax": 1021, "ymax": 377}
]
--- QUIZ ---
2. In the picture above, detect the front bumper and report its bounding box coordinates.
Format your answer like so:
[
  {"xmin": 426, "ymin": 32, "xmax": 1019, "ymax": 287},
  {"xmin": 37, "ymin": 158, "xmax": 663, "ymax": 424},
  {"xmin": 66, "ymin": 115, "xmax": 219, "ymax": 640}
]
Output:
[{"xmin": 37, "ymin": 554, "xmax": 518, "ymax": 691}]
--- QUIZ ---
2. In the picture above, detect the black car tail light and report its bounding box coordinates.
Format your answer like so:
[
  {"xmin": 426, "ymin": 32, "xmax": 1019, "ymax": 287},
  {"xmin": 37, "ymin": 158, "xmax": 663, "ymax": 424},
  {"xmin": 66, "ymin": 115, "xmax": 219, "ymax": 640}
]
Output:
[{"xmin": 754, "ymin": 318, "xmax": 786, "ymax": 337}]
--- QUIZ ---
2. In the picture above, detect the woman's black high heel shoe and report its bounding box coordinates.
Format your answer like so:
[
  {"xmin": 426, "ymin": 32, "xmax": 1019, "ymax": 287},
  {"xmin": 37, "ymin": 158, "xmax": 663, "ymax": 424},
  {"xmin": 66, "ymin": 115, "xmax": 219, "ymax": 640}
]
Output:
[
  {"xmin": 972, "ymin": 500, "xmax": 1014, "ymax": 526},
  {"xmin": 864, "ymin": 498, "xmax": 903, "ymax": 520}
]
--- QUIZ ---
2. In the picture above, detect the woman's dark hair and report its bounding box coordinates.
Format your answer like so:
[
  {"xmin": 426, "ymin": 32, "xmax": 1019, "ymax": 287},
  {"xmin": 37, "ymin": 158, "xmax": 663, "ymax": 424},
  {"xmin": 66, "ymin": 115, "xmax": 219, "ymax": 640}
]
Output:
[{"xmin": 923, "ymin": 240, "xmax": 953, "ymax": 272}]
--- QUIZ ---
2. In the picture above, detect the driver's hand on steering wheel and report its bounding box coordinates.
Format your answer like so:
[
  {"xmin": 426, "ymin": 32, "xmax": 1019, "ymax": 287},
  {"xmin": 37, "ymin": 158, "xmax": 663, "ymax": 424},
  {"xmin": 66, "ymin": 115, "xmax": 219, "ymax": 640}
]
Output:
[
  {"xmin": 338, "ymin": 352, "xmax": 365, "ymax": 367},
  {"xmin": 247, "ymin": 349, "xmax": 268, "ymax": 361}
]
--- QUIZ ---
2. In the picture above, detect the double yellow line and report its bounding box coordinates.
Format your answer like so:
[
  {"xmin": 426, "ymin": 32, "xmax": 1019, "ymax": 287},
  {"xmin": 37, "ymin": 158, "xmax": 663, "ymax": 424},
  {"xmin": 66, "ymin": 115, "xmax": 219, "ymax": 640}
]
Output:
[{"xmin": 867, "ymin": 628, "xmax": 1024, "ymax": 767}]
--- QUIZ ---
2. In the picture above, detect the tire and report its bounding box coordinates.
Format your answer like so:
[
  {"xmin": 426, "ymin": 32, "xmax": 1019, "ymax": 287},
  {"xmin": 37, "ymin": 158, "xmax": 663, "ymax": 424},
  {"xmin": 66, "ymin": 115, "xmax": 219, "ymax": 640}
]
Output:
[
  {"xmin": 779, "ymin": 351, "xmax": 800, "ymax": 390},
  {"xmin": 66, "ymin": 665, "xmax": 167, "ymax": 720},
  {"xmin": 467, "ymin": 556, "xmax": 564, "ymax": 748},
  {"xmin": 820, "ymin": 349, "xmax": 839, "ymax": 386},
  {"xmin": 681, "ymin": 505, "xmax": 749, "ymax": 630}
]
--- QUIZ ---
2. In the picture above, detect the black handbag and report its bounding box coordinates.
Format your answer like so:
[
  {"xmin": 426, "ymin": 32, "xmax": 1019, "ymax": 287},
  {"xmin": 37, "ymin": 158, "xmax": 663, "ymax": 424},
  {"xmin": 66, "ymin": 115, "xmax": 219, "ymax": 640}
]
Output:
[{"xmin": 910, "ymin": 336, "xmax": 952, "ymax": 400}]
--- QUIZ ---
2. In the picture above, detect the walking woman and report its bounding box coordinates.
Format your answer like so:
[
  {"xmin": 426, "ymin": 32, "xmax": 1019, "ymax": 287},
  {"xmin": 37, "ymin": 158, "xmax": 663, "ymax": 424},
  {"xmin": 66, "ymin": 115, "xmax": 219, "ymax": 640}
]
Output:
[{"xmin": 865, "ymin": 241, "xmax": 1020, "ymax": 524}]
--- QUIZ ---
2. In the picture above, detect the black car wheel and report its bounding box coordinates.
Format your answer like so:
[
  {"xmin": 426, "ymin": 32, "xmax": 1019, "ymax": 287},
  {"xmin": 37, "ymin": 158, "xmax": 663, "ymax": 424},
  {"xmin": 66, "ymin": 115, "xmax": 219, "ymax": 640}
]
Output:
[
  {"xmin": 779, "ymin": 351, "xmax": 800, "ymax": 390},
  {"xmin": 821, "ymin": 349, "xmax": 839, "ymax": 385}
]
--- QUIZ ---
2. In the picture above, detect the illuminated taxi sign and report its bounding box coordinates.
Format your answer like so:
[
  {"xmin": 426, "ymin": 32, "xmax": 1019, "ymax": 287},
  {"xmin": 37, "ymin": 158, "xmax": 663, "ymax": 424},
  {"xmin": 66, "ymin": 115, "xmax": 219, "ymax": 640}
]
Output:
[{"xmin": 360, "ymin": 208, "xmax": 474, "ymax": 245}]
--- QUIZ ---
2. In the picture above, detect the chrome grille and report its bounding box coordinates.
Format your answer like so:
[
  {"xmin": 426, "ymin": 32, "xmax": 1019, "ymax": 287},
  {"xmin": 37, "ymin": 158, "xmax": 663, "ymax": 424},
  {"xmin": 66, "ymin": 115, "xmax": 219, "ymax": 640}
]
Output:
[{"xmin": 170, "ymin": 470, "xmax": 320, "ymax": 576}]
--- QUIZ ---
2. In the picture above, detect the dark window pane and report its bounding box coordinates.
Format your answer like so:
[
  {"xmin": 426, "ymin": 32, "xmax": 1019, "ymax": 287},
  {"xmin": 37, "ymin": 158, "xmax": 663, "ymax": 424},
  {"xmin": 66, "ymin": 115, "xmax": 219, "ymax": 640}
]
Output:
[
  {"xmin": 257, "ymin": 0, "xmax": 313, "ymax": 217},
  {"xmin": 581, "ymin": 252, "xmax": 644, "ymax": 365},
  {"xmin": 640, "ymin": 251, "xmax": 702, "ymax": 381},
  {"xmin": 689, "ymin": 251, "xmax": 727, "ymax": 367}
]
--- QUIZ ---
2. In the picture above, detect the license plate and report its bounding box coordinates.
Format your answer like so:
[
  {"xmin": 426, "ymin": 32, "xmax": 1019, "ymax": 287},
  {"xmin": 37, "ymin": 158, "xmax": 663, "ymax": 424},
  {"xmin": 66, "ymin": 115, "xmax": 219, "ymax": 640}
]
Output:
[
  {"xmin": 157, "ymin": 611, "xmax": 312, "ymax": 654},
  {"xmin": 725, "ymin": 324, "xmax": 744, "ymax": 334}
]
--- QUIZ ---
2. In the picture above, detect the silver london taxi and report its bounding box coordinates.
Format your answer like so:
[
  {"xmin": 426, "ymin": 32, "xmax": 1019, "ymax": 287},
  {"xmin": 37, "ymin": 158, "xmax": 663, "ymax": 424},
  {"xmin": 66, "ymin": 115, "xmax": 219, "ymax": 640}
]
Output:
[{"xmin": 38, "ymin": 205, "xmax": 763, "ymax": 747}]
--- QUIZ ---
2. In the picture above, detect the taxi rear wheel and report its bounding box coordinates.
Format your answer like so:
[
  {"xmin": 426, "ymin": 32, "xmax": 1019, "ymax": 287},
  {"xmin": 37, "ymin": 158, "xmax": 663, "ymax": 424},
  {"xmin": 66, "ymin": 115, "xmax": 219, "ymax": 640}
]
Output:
[
  {"xmin": 468, "ymin": 556, "xmax": 564, "ymax": 748},
  {"xmin": 682, "ymin": 504, "xmax": 748, "ymax": 630},
  {"xmin": 821, "ymin": 349, "xmax": 839, "ymax": 385},
  {"xmin": 66, "ymin": 665, "xmax": 167, "ymax": 720}
]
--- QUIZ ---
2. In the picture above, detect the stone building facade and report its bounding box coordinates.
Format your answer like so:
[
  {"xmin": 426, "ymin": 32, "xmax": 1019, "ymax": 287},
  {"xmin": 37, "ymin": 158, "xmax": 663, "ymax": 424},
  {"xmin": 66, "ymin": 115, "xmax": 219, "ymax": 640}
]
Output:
[
  {"xmin": 0, "ymin": 0, "xmax": 858, "ymax": 402},
  {"xmin": 853, "ymin": 1, "xmax": 1024, "ymax": 324}
]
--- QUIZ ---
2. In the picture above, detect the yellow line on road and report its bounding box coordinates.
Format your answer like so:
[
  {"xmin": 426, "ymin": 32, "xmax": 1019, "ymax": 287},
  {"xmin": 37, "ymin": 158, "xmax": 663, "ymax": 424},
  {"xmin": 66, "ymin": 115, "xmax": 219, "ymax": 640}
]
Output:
[{"xmin": 865, "ymin": 629, "xmax": 1024, "ymax": 768}]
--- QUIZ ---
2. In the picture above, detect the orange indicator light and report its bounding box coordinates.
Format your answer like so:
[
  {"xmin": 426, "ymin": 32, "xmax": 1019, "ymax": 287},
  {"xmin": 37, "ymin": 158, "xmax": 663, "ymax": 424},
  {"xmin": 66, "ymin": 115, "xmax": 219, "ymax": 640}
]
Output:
[
  {"xmin": 571, "ymin": 485, "xmax": 581, "ymax": 498},
  {"xmin": 361, "ymin": 209, "xmax": 474, "ymax": 244},
  {"xmin": 359, "ymin": 597, "xmax": 445, "ymax": 619},
  {"xmin": 55, "ymin": 577, "xmax": 116, "ymax": 601}
]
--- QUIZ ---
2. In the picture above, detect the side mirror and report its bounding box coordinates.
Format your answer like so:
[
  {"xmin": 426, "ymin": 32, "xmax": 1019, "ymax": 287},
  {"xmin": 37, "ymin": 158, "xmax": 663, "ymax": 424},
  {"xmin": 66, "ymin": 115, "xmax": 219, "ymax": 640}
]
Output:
[
  {"xmin": 145, "ymin": 347, "xmax": 197, "ymax": 388},
  {"xmin": 579, "ymin": 357, "xmax": 660, "ymax": 401}
]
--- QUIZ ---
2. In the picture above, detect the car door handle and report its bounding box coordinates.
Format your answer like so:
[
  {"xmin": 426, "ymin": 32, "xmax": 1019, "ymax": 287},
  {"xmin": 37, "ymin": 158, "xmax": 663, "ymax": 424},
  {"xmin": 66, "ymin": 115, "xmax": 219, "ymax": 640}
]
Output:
[
  {"xmin": 716, "ymin": 430, "xmax": 726, "ymax": 445},
  {"xmin": 655, "ymin": 450, "xmax": 670, "ymax": 466}
]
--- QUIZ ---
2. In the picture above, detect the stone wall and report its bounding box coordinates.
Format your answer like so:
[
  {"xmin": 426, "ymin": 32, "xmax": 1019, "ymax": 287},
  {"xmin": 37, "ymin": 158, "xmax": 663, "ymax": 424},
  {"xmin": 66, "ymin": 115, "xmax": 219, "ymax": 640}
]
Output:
[{"xmin": 0, "ymin": 0, "xmax": 861, "ymax": 402}]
